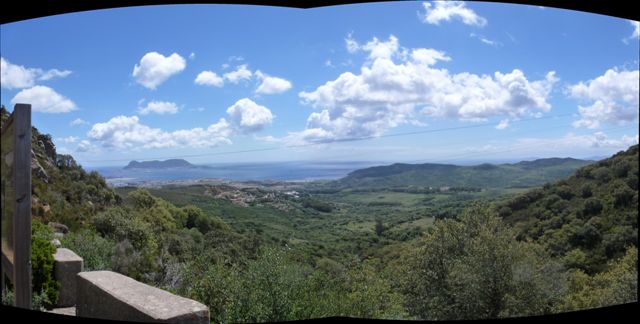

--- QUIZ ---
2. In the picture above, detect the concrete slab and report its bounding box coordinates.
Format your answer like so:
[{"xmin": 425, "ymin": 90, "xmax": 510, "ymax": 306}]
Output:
[
  {"xmin": 76, "ymin": 271, "xmax": 209, "ymax": 324},
  {"xmin": 53, "ymin": 248, "xmax": 83, "ymax": 307}
]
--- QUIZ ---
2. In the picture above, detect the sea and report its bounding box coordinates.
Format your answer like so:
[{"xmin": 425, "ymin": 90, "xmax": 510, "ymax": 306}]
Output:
[{"xmin": 89, "ymin": 161, "xmax": 384, "ymax": 187}]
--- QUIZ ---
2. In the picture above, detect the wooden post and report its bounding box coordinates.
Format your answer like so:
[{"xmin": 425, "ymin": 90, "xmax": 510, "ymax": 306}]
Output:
[
  {"xmin": 13, "ymin": 104, "xmax": 32, "ymax": 309},
  {"xmin": 1, "ymin": 104, "xmax": 32, "ymax": 309}
]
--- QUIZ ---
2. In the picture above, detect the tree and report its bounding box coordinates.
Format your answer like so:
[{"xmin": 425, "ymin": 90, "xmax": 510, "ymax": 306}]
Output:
[
  {"xmin": 402, "ymin": 202, "xmax": 566, "ymax": 320},
  {"xmin": 560, "ymin": 246, "xmax": 637, "ymax": 311}
]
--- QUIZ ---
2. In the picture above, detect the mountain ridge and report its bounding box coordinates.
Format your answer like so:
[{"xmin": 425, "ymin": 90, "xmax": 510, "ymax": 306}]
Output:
[
  {"xmin": 332, "ymin": 157, "xmax": 595, "ymax": 189},
  {"xmin": 124, "ymin": 159, "xmax": 198, "ymax": 170}
]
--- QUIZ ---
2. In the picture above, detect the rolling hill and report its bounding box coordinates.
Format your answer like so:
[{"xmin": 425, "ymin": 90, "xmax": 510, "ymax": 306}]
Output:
[{"xmin": 329, "ymin": 158, "xmax": 594, "ymax": 189}]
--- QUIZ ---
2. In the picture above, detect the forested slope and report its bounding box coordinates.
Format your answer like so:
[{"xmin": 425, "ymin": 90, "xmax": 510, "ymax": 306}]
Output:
[{"xmin": 500, "ymin": 144, "xmax": 638, "ymax": 273}]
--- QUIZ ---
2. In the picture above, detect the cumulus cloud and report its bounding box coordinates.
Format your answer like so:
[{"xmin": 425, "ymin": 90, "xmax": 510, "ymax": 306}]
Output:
[
  {"xmin": 255, "ymin": 71, "xmax": 292, "ymax": 94},
  {"xmin": 88, "ymin": 99, "xmax": 274, "ymax": 150},
  {"xmin": 347, "ymin": 35, "xmax": 401, "ymax": 61},
  {"xmin": 223, "ymin": 64, "xmax": 253, "ymax": 84},
  {"xmin": 569, "ymin": 68, "xmax": 639, "ymax": 128},
  {"xmin": 1, "ymin": 57, "xmax": 72, "ymax": 89},
  {"xmin": 132, "ymin": 52, "xmax": 186, "ymax": 89},
  {"xmin": 226, "ymin": 98, "xmax": 274, "ymax": 132},
  {"xmin": 420, "ymin": 1, "xmax": 487, "ymax": 27},
  {"xmin": 11, "ymin": 86, "xmax": 77, "ymax": 113},
  {"xmin": 195, "ymin": 71, "xmax": 224, "ymax": 87},
  {"xmin": 137, "ymin": 101, "xmax": 179, "ymax": 115},
  {"xmin": 87, "ymin": 115, "xmax": 233, "ymax": 150},
  {"xmin": 293, "ymin": 35, "xmax": 556, "ymax": 143}
]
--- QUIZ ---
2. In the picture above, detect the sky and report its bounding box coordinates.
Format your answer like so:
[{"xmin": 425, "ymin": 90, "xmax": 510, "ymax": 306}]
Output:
[{"xmin": 1, "ymin": 1, "xmax": 639, "ymax": 167}]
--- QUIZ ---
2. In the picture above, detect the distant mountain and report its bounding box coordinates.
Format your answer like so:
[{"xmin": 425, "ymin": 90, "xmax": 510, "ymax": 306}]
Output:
[
  {"xmin": 124, "ymin": 159, "xmax": 197, "ymax": 170},
  {"xmin": 329, "ymin": 157, "xmax": 594, "ymax": 189}
]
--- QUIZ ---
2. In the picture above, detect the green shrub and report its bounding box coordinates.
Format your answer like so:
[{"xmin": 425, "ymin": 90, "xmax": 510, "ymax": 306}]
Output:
[
  {"xmin": 31, "ymin": 220, "xmax": 59, "ymax": 309},
  {"xmin": 62, "ymin": 229, "xmax": 116, "ymax": 271}
]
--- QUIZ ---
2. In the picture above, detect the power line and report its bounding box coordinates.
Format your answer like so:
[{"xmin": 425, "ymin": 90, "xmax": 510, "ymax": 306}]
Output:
[{"xmin": 82, "ymin": 113, "xmax": 581, "ymax": 163}]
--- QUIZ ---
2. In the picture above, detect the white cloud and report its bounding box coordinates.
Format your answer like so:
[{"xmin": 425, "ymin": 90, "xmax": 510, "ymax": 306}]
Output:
[
  {"xmin": 325, "ymin": 60, "xmax": 334, "ymax": 68},
  {"xmin": 255, "ymin": 71, "xmax": 292, "ymax": 94},
  {"xmin": 456, "ymin": 132, "xmax": 639, "ymax": 159},
  {"xmin": 189, "ymin": 52, "xmax": 196, "ymax": 60},
  {"xmin": 345, "ymin": 33, "xmax": 360, "ymax": 53},
  {"xmin": 88, "ymin": 99, "xmax": 275, "ymax": 150},
  {"xmin": 420, "ymin": 1, "xmax": 487, "ymax": 27},
  {"xmin": 76, "ymin": 140, "xmax": 95, "ymax": 153},
  {"xmin": 39, "ymin": 69, "xmax": 72, "ymax": 81},
  {"xmin": 470, "ymin": 33, "xmax": 501, "ymax": 47},
  {"xmin": 195, "ymin": 71, "xmax": 224, "ymax": 87},
  {"xmin": 70, "ymin": 118, "xmax": 89, "ymax": 126},
  {"xmin": 226, "ymin": 98, "xmax": 274, "ymax": 132},
  {"xmin": 496, "ymin": 119, "xmax": 509, "ymax": 129},
  {"xmin": 623, "ymin": 20, "xmax": 639, "ymax": 43},
  {"xmin": 569, "ymin": 68, "xmax": 639, "ymax": 128},
  {"xmin": 132, "ymin": 52, "xmax": 186, "ymax": 89},
  {"xmin": 223, "ymin": 64, "xmax": 253, "ymax": 84},
  {"xmin": 11, "ymin": 86, "xmax": 77, "ymax": 113},
  {"xmin": 411, "ymin": 48, "xmax": 451, "ymax": 66},
  {"xmin": 1, "ymin": 57, "xmax": 72, "ymax": 89},
  {"xmin": 347, "ymin": 35, "xmax": 401, "ymax": 61},
  {"xmin": 517, "ymin": 132, "xmax": 639, "ymax": 151},
  {"xmin": 58, "ymin": 136, "xmax": 79, "ymax": 144},
  {"xmin": 137, "ymin": 101, "xmax": 179, "ymax": 115},
  {"xmin": 87, "ymin": 115, "xmax": 234, "ymax": 150},
  {"xmin": 294, "ymin": 35, "xmax": 556, "ymax": 143}
]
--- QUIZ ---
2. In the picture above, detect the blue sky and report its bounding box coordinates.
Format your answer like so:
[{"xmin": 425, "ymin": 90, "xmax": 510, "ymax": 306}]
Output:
[{"xmin": 1, "ymin": 1, "xmax": 638, "ymax": 167}]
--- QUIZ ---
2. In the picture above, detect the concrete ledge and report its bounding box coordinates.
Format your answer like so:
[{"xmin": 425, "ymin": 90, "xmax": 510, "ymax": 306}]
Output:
[
  {"xmin": 76, "ymin": 271, "xmax": 209, "ymax": 324},
  {"xmin": 53, "ymin": 248, "xmax": 83, "ymax": 307}
]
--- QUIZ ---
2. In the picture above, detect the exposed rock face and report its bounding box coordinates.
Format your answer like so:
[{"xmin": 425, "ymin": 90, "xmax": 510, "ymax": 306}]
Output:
[
  {"xmin": 31, "ymin": 150, "xmax": 49, "ymax": 183},
  {"xmin": 37, "ymin": 133, "xmax": 57, "ymax": 162}
]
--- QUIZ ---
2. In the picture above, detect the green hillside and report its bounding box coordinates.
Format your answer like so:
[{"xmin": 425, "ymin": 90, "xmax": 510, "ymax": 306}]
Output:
[
  {"xmin": 501, "ymin": 144, "xmax": 638, "ymax": 274},
  {"xmin": 330, "ymin": 158, "xmax": 593, "ymax": 190}
]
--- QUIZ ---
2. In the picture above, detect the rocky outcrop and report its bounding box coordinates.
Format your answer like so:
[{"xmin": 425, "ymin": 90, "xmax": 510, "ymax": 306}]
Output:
[
  {"xmin": 31, "ymin": 150, "xmax": 49, "ymax": 183},
  {"xmin": 37, "ymin": 133, "xmax": 57, "ymax": 162}
]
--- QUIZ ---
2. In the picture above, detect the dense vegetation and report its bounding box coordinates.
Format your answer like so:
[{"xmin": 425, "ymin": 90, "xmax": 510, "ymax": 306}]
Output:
[
  {"xmin": 1, "ymin": 106, "xmax": 636, "ymax": 319},
  {"xmin": 501, "ymin": 145, "xmax": 638, "ymax": 274}
]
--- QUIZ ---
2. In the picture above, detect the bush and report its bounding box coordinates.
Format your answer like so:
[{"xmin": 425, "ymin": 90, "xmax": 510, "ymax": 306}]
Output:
[
  {"xmin": 62, "ymin": 229, "xmax": 116, "ymax": 271},
  {"xmin": 93, "ymin": 207, "xmax": 154, "ymax": 250},
  {"xmin": 31, "ymin": 220, "xmax": 59, "ymax": 309}
]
